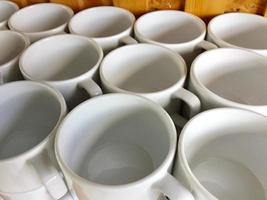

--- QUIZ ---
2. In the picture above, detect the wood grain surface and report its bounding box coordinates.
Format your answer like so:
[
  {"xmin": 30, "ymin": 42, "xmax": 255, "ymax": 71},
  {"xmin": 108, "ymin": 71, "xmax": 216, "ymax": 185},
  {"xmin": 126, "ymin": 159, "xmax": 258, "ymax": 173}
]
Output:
[
  {"xmin": 113, "ymin": 0, "xmax": 184, "ymax": 16},
  {"xmin": 185, "ymin": 0, "xmax": 267, "ymax": 21},
  {"xmin": 9, "ymin": 0, "xmax": 267, "ymax": 18}
]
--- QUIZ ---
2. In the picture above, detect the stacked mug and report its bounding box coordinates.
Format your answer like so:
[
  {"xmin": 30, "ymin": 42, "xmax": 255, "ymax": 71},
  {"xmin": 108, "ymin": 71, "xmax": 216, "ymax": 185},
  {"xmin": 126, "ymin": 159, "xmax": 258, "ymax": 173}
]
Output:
[{"xmin": 1, "ymin": 1, "xmax": 267, "ymax": 200}]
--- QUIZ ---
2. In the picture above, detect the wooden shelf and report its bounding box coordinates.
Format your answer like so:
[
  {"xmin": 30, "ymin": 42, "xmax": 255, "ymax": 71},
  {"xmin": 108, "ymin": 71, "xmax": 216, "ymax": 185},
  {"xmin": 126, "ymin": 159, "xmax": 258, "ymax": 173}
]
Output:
[{"xmin": 10, "ymin": 0, "xmax": 267, "ymax": 20}]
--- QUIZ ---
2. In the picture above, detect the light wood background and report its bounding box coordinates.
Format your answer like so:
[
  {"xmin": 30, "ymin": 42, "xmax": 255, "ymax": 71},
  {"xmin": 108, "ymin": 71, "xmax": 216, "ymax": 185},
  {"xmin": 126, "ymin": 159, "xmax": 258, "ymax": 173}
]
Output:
[
  {"xmin": 185, "ymin": 0, "xmax": 267, "ymax": 21},
  {"xmin": 10, "ymin": 0, "xmax": 267, "ymax": 21}
]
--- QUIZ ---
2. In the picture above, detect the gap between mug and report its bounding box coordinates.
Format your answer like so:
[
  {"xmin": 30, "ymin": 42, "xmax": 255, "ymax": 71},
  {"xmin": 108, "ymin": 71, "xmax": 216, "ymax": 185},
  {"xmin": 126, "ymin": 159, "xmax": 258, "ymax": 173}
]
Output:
[
  {"xmin": 171, "ymin": 88, "xmax": 201, "ymax": 127},
  {"xmin": 195, "ymin": 40, "xmax": 218, "ymax": 51},
  {"xmin": 119, "ymin": 36, "xmax": 139, "ymax": 45}
]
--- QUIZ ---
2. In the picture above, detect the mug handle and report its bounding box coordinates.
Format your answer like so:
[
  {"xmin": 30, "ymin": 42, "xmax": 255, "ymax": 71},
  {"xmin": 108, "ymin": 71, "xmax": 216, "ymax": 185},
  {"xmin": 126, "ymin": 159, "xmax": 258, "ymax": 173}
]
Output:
[
  {"xmin": 154, "ymin": 173, "xmax": 194, "ymax": 200},
  {"xmin": 78, "ymin": 78, "xmax": 103, "ymax": 97},
  {"xmin": 59, "ymin": 193, "xmax": 75, "ymax": 200},
  {"xmin": 29, "ymin": 151, "xmax": 74, "ymax": 200},
  {"xmin": 0, "ymin": 72, "xmax": 3, "ymax": 85},
  {"xmin": 171, "ymin": 88, "xmax": 201, "ymax": 127},
  {"xmin": 196, "ymin": 40, "xmax": 218, "ymax": 51},
  {"xmin": 119, "ymin": 36, "xmax": 139, "ymax": 45}
]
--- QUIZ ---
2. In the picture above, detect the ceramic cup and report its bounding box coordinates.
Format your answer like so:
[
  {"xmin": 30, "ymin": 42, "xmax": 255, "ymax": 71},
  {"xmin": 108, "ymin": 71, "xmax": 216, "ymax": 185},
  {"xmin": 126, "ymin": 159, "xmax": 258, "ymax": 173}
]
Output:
[
  {"xmin": 173, "ymin": 108, "xmax": 267, "ymax": 200},
  {"xmin": 189, "ymin": 48, "xmax": 267, "ymax": 116},
  {"xmin": 134, "ymin": 10, "xmax": 217, "ymax": 65},
  {"xmin": 100, "ymin": 44, "xmax": 201, "ymax": 126},
  {"xmin": 19, "ymin": 34, "xmax": 103, "ymax": 110},
  {"xmin": 0, "ymin": 0, "xmax": 18, "ymax": 30},
  {"xmin": 208, "ymin": 13, "xmax": 267, "ymax": 57},
  {"xmin": 0, "ymin": 30, "xmax": 30, "ymax": 84},
  {"xmin": 0, "ymin": 81, "xmax": 69, "ymax": 200},
  {"xmin": 8, "ymin": 3, "xmax": 74, "ymax": 43},
  {"xmin": 69, "ymin": 6, "xmax": 136, "ymax": 54},
  {"xmin": 55, "ymin": 93, "xmax": 194, "ymax": 200}
]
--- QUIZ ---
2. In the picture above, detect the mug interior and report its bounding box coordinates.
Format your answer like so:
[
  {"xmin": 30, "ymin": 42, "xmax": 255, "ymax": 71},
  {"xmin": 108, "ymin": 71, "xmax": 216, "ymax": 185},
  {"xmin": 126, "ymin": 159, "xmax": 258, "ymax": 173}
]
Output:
[
  {"xmin": 57, "ymin": 94, "xmax": 173, "ymax": 185},
  {"xmin": 8, "ymin": 4, "xmax": 72, "ymax": 32},
  {"xmin": 0, "ymin": 31, "xmax": 27, "ymax": 65},
  {"xmin": 0, "ymin": 82, "xmax": 62, "ymax": 160},
  {"xmin": 192, "ymin": 49, "xmax": 267, "ymax": 105},
  {"xmin": 69, "ymin": 7, "xmax": 134, "ymax": 38},
  {"xmin": 20, "ymin": 35, "xmax": 101, "ymax": 81},
  {"xmin": 101, "ymin": 44, "xmax": 185, "ymax": 93},
  {"xmin": 0, "ymin": 1, "xmax": 18, "ymax": 23},
  {"xmin": 181, "ymin": 109, "xmax": 267, "ymax": 200},
  {"xmin": 209, "ymin": 13, "xmax": 267, "ymax": 49},
  {"xmin": 135, "ymin": 11, "xmax": 205, "ymax": 44}
]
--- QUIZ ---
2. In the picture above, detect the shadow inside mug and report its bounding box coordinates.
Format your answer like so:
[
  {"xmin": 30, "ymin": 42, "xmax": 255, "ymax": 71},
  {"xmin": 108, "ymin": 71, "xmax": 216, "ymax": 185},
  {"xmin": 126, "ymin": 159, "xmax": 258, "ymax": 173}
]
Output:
[
  {"xmin": 0, "ymin": 92, "xmax": 61, "ymax": 159},
  {"xmin": 113, "ymin": 58, "xmax": 180, "ymax": 93},
  {"xmin": 0, "ymin": 33, "xmax": 26, "ymax": 65},
  {"xmin": 141, "ymin": 21, "xmax": 203, "ymax": 44},
  {"xmin": 218, "ymin": 24, "xmax": 267, "ymax": 49},
  {"xmin": 59, "ymin": 107, "xmax": 170, "ymax": 186},
  {"xmin": 77, "ymin": 15, "xmax": 132, "ymax": 38},
  {"xmin": 190, "ymin": 132, "xmax": 266, "ymax": 200}
]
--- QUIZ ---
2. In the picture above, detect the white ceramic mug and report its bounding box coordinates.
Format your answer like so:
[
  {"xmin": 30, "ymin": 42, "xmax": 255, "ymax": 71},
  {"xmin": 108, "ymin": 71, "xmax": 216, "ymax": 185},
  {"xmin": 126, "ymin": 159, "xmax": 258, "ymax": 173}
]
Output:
[
  {"xmin": 134, "ymin": 10, "xmax": 217, "ymax": 64},
  {"xmin": 0, "ymin": 30, "xmax": 30, "ymax": 84},
  {"xmin": 8, "ymin": 3, "xmax": 74, "ymax": 43},
  {"xmin": 208, "ymin": 12, "xmax": 267, "ymax": 57},
  {"xmin": 0, "ymin": 81, "xmax": 69, "ymax": 200},
  {"xmin": 55, "ymin": 93, "xmax": 194, "ymax": 200},
  {"xmin": 69, "ymin": 6, "xmax": 136, "ymax": 54},
  {"xmin": 173, "ymin": 108, "xmax": 267, "ymax": 200},
  {"xmin": 19, "ymin": 34, "xmax": 103, "ymax": 109},
  {"xmin": 0, "ymin": 0, "xmax": 18, "ymax": 30},
  {"xmin": 189, "ymin": 48, "xmax": 267, "ymax": 116},
  {"xmin": 100, "ymin": 44, "xmax": 201, "ymax": 126}
]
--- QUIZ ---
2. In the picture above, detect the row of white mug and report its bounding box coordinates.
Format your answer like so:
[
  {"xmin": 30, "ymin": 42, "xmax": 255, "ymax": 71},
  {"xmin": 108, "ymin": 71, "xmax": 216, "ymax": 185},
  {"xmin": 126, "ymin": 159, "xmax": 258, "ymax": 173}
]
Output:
[
  {"xmin": 2, "ymin": 30, "xmax": 267, "ymax": 122},
  {"xmin": 1, "ymin": 81, "xmax": 267, "ymax": 200},
  {"xmin": 1, "ymin": 1, "xmax": 267, "ymax": 58},
  {"xmin": 1, "ymin": 2, "xmax": 267, "ymax": 112},
  {"xmin": 1, "ymin": 1, "xmax": 267, "ymax": 200}
]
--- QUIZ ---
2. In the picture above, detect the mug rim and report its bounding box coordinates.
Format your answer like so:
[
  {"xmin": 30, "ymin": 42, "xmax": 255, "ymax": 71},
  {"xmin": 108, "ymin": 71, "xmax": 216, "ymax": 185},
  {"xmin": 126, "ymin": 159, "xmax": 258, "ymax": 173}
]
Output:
[
  {"xmin": 100, "ymin": 43, "xmax": 187, "ymax": 96},
  {"xmin": 190, "ymin": 47, "xmax": 267, "ymax": 110},
  {"xmin": 134, "ymin": 10, "xmax": 207, "ymax": 47},
  {"xmin": 8, "ymin": 3, "xmax": 74, "ymax": 35},
  {"xmin": 0, "ymin": 30, "xmax": 30, "ymax": 68},
  {"xmin": 0, "ymin": 0, "xmax": 19, "ymax": 25},
  {"xmin": 69, "ymin": 6, "xmax": 136, "ymax": 40},
  {"xmin": 0, "ymin": 81, "xmax": 67, "ymax": 163},
  {"xmin": 19, "ymin": 34, "xmax": 104, "ymax": 83},
  {"xmin": 178, "ymin": 107, "xmax": 267, "ymax": 200},
  {"xmin": 55, "ymin": 93, "xmax": 177, "ymax": 189},
  {"xmin": 208, "ymin": 12, "xmax": 267, "ymax": 52}
]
